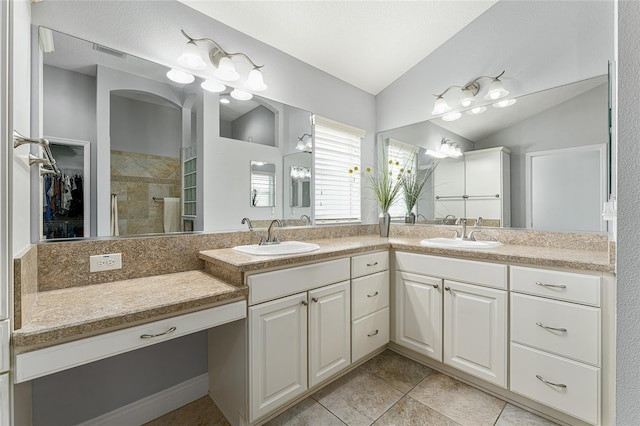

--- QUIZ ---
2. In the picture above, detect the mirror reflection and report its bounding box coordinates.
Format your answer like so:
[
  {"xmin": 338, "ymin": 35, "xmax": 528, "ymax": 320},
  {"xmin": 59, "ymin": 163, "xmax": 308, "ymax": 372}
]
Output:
[
  {"xmin": 37, "ymin": 27, "xmax": 313, "ymax": 238},
  {"xmin": 250, "ymin": 161, "xmax": 276, "ymax": 207},
  {"xmin": 379, "ymin": 75, "xmax": 609, "ymax": 233}
]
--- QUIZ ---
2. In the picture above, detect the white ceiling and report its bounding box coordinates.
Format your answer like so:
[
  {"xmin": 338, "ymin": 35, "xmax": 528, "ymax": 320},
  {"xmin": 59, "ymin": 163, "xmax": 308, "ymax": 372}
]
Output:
[{"xmin": 177, "ymin": 1, "xmax": 498, "ymax": 95}]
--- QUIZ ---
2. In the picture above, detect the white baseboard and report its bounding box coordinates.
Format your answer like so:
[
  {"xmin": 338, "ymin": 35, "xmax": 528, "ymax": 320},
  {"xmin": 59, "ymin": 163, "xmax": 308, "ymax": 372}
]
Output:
[{"xmin": 76, "ymin": 373, "xmax": 208, "ymax": 426}]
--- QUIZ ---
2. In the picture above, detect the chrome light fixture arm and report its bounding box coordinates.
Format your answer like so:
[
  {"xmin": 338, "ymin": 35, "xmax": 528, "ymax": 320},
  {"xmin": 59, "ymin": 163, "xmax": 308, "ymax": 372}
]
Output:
[
  {"xmin": 433, "ymin": 70, "xmax": 506, "ymax": 99},
  {"xmin": 181, "ymin": 29, "xmax": 264, "ymax": 70}
]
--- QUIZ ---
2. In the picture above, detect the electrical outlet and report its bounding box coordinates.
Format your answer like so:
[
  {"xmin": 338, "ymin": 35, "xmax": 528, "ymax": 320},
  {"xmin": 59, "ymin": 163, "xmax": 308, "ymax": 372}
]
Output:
[{"xmin": 90, "ymin": 253, "xmax": 122, "ymax": 272}]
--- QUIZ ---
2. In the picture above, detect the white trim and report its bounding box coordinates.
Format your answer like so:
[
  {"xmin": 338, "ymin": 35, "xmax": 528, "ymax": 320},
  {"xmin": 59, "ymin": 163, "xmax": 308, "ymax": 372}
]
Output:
[
  {"xmin": 76, "ymin": 373, "xmax": 208, "ymax": 426},
  {"xmin": 525, "ymin": 144, "xmax": 607, "ymax": 232}
]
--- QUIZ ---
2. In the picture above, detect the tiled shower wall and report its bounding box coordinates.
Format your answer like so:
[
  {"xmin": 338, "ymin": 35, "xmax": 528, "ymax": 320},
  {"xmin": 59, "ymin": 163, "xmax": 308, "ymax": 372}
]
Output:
[{"xmin": 110, "ymin": 150, "xmax": 181, "ymax": 235}]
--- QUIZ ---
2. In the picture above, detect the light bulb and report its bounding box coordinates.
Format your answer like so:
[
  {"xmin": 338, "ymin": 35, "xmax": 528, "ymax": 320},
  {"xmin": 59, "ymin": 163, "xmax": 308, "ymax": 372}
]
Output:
[
  {"xmin": 214, "ymin": 56, "xmax": 240, "ymax": 81},
  {"xmin": 231, "ymin": 89, "xmax": 253, "ymax": 101},
  {"xmin": 166, "ymin": 69, "xmax": 195, "ymax": 84},
  {"xmin": 177, "ymin": 41, "xmax": 207, "ymax": 70},
  {"xmin": 201, "ymin": 80, "xmax": 226, "ymax": 93},
  {"xmin": 432, "ymin": 96, "xmax": 451, "ymax": 115},
  {"xmin": 219, "ymin": 98, "xmax": 230, "ymax": 104},
  {"xmin": 442, "ymin": 111, "xmax": 462, "ymax": 122},
  {"xmin": 493, "ymin": 98, "xmax": 517, "ymax": 108},
  {"xmin": 245, "ymin": 68, "xmax": 268, "ymax": 91},
  {"xmin": 466, "ymin": 106, "xmax": 487, "ymax": 115},
  {"xmin": 425, "ymin": 149, "xmax": 448, "ymax": 158},
  {"xmin": 485, "ymin": 78, "xmax": 509, "ymax": 100},
  {"xmin": 460, "ymin": 88, "xmax": 475, "ymax": 107}
]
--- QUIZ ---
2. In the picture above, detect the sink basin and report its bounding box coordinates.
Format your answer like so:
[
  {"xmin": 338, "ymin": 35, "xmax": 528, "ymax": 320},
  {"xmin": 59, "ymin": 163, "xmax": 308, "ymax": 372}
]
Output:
[
  {"xmin": 420, "ymin": 238, "xmax": 502, "ymax": 250},
  {"xmin": 232, "ymin": 241, "xmax": 321, "ymax": 256}
]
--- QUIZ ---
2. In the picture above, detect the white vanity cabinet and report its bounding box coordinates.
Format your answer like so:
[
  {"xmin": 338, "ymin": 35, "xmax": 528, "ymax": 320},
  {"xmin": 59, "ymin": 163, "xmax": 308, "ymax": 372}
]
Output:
[
  {"xmin": 394, "ymin": 252, "xmax": 508, "ymax": 387},
  {"xmin": 351, "ymin": 251, "xmax": 390, "ymax": 362},
  {"xmin": 245, "ymin": 258, "xmax": 352, "ymax": 423},
  {"xmin": 509, "ymin": 266, "xmax": 602, "ymax": 425}
]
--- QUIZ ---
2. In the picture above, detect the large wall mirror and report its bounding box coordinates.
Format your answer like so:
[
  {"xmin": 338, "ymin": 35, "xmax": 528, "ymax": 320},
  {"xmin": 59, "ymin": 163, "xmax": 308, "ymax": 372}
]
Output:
[
  {"xmin": 35, "ymin": 27, "xmax": 313, "ymax": 239},
  {"xmin": 378, "ymin": 74, "xmax": 610, "ymax": 233}
]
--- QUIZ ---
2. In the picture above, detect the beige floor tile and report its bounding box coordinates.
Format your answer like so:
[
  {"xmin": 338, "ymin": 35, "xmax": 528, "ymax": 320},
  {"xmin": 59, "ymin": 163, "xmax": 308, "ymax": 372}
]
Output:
[
  {"xmin": 495, "ymin": 404, "xmax": 558, "ymax": 426},
  {"xmin": 264, "ymin": 397, "xmax": 345, "ymax": 426},
  {"xmin": 143, "ymin": 396, "xmax": 230, "ymax": 426},
  {"xmin": 372, "ymin": 396, "xmax": 461, "ymax": 426},
  {"xmin": 408, "ymin": 372, "xmax": 506, "ymax": 426},
  {"xmin": 313, "ymin": 369, "xmax": 403, "ymax": 426},
  {"xmin": 359, "ymin": 349, "xmax": 433, "ymax": 393}
]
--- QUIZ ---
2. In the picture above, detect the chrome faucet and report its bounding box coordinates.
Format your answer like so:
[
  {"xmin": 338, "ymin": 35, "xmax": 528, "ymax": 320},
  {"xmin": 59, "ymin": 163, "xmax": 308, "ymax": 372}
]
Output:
[
  {"xmin": 300, "ymin": 214, "xmax": 311, "ymax": 225},
  {"xmin": 417, "ymin": 214, "xmax": 427, "ymax": 223},
  {"xmin": 241, "ymin": 217, "xmax": 253, "ymax": 231},
  {"xmin": 442, "ymin": 214, "xmax": 456, "ymax": 225},
  {"xmin": 455, "ymin": 218, "xmax": 467, "ymax": 240},
  {"xmin": 260, "ymin": 219, "xmax": 283, "ymax": 245}
]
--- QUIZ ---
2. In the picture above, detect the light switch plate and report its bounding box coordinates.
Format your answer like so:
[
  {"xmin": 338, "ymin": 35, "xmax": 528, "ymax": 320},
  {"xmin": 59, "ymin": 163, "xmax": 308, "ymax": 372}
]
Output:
[{"xmin": 89, "ymin": 253, "xmax": 122, "ymax": 272}]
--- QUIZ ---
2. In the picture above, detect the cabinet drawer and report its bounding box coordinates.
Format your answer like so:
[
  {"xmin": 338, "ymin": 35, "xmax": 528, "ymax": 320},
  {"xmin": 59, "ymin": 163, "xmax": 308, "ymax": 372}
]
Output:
[
  {"xmin": 248, "ymin": 258, "xmax": 350, "ymax": 305},
  {"xmin": 15, "ymin": 301, "xmax": 246, "ymax": 383},
  {"xmin": 352, "ymin": 271, "xmax": 389, "ymax": 319},
  {"xmin": 511, "ymin": 294, "xmax": 600, "ymax": 366},
  {"xmin": 395, "ymin": 252, "xmax": 507, "ymax": 289},
  {"xmin": 510, "ymin": 343, "xmax": 599, "ymax": 425},
  {"xmin": 352, "ymin": 307, "xmax": 389, "ymax": 362},
  {"xmin": 352, "ymin": 251, "xmax": 389, "ymax": 278},
  {"xmin": 511, "ymin": 266, "xmax": 601, "ymax": 306}
]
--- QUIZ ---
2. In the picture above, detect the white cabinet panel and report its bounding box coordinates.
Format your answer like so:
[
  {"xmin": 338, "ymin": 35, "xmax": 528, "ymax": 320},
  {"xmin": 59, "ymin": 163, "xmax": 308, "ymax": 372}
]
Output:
[
  {"xmin": 444, "ymin": 280, "xmax": 507, "ymax": 387},
  {"xmin": 511, "ymin": 266, "xmax": 601, "ymax": 306},
  {"xmin": 511, "ymin": 343, "xmax": 600, "ymax": 425},
  {"xmin": 309, "ymin": 281, "xmax": 350, "ymax": 387},
  {"xmin": 0, "ymin": 373, "xmax": 8, "ymax": 426},
  {"xmin": 352, "ymin": 271, "xmax": 389, "ymax": 319},
  {"xmin": 465, "ymin": 150, "xmax": 502, "ymax": 196},
  {"xmin": 433, "ymin": 158, "xmax": 465, "ymax": 197},
  {"xmin": 395, "ymin": 272, "xmax": 442, "ymax": 361},
  {"xmin": 0, "ymin": 320, "xmax": 7, "ymax": 373},
  {"xmin": 511, "ymin": 293, "xmax": 600, "ymax": 366},
  {"xmin": 352, "ymin": 308, "xmax": 389, "ymax": 363},
  {"xmin": 434, "ymin": 200, "xmax": 465, "ymax": 220},
  {"xmin": 249, "ymin": 293, "xmax": 308, "ymax": 422}
]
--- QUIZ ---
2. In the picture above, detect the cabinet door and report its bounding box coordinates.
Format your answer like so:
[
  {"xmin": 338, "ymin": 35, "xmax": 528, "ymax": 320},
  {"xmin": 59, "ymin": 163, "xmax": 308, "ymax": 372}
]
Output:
[
  {"xmin": 249, "ymin": 292, "xmax": 308, "ymax": 422},
  {"xmin": 444, "ymin": 280, "xmax": 507, "ymax": 387},
  {"xmin": 465, "ymin": 151, "xmax": 502, "ymax": 196},
  {"xmin": 433, "ymin": 157, "xmax": 465, "ymax": 197},
  {"xmin": 309, "ymin": 281, "xmax": 351, "ymax": 388},
  {"xmin": 395, "ymin": 272, "xmax": 442, "ymax": 361}
]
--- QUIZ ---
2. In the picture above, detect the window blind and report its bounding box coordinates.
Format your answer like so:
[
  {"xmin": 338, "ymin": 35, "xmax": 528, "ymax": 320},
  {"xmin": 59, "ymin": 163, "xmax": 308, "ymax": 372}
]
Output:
[
  {"xmin": 251, "ymin": 172, "xmax": 275, "ymax": 207},
  {"xmin": 314, "ymin": 116, "xmax": 363, "ymax": 223},
  {"xmin": 387, "ymin": 138, "xmax": 418, "ymax": 218}
]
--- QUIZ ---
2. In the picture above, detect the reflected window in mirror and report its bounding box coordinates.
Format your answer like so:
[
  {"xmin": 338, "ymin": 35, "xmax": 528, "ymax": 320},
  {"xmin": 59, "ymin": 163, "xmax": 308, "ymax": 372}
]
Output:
[
  {"xmin": 250, "ymin": 161, "xmax": 276, "ymax": 207},
  {"xmin": 220, "ymin": 91, "xmax": 277, "ymax": 146}
]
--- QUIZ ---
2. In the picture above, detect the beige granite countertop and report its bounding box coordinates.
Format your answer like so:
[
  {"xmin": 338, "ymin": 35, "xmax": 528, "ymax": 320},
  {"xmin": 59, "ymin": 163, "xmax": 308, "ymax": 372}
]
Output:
[
  {"xmin": 13, "ymin": 270, "xmax": 247, "ymax": 350},
  {"xmin": 200, "ymin": 235, "xmax": 613, "ymax": 283}
]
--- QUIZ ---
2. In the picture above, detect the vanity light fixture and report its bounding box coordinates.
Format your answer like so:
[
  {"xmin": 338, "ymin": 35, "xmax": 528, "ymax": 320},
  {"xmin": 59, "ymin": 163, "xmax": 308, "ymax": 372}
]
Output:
[
  {"xmin": 231, "ymin": 89, "xmax": 253, "ymax": 101},
  {"xmin": 219, "ymin": 97, "xmax": 231, "ymax": 105},
  {"xmin": 166, "ymin": 69, "xmax": 195, "ymax": 84},
  {"xmin": 442, "ymin": 111, "xmax": 462, "ymax": 122},
  {"xmin": 295, "ymin": 133, "xmax": 313, "ymax": 152},
  {"xmin": 178, "ymin": 29, "xmax": 268, "ymax": 92},
  {"xmin": 493, "ymin": 98, "xmax": 517, "ymax": 108},
  {"xmin": 431, "ymin": 70, "xmax": 509, "ymax": 116},
  {"xmin": 466, "ymin": 106, "xmax": 488, "ymax": 115},
  {"xmin": 201, "ymin": 80, "xmax": 226, "ymax": 93},
  {"xmin": 426, "ymin": 138, "xmax": 462, "ymax": 158}
]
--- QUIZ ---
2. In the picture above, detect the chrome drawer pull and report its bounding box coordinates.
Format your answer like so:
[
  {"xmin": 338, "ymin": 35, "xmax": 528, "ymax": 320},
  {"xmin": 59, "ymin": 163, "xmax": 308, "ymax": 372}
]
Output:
[
  {"xmin": 301, "ymin": 300, "xmax": 308, "ymax": 307},
  {"xmin": 140, "ymin": 326, "xmax": 176, "ymax": 339},
  {"xmin": 312, "ymin": 297, "xmax": 319, "ymax": 303},
  {"xmin": 368, "ymin": 329, "xmax": 379, "ymax": 337},
  {"xmin": 536, "ymin": 374, "xmax": 567, "ymax": 389},
  {"xmin": 444, "ymin": 286, "xmax": 451, "ymax": 292},
  {"xmin": 366, "ymin": 262, "xmax": 378, "ymax": 267},
  {"xmin": 536, "ymin": 322, "xmax": 567, "ymax": 333},
  {"xmin": 536, "ymin": 281, "xmax": 567, "ymax": 289},
  {"xmin": 432, "ymin": 284, "xmax": 439, "ymax": 289},
  {"xmin": 367, "ymin": 291, "xmax": 379, "ymax": 298}
]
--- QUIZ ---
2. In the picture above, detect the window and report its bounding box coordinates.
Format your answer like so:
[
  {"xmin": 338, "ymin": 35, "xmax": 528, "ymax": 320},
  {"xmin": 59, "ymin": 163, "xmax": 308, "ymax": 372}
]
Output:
[
  {"xmin": 313, "ymin": 116, "xmax": 364, "ymax": 223},
  {"xmin": 386, "ymin": 138, "xmax": 418, "ymax": 219}
]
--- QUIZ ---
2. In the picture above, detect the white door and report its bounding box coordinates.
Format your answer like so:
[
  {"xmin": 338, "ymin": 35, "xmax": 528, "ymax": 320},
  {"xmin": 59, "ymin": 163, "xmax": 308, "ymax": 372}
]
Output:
[
  {"xmin": 309, "ymin": 280, "xmax": 351, "ymax": 387},
  {"xmin": 395, "ymin": 272, "xmax": 443, "ymax": 361},
  {"xmin": 443, "ymin": 280, "xmax": 507, "ymax": 387},
  {"xmin": 249, "ymin": 292, "xmax": 308, "ymax": 422}
]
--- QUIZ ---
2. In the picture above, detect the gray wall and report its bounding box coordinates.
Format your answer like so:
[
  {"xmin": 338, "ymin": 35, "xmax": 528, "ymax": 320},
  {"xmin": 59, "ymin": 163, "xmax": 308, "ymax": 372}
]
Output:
[
  {"xmin": 231, "ymin": 105, "xmax": 275, "ymax": 146},
  {"xmin": 376, "ymin": 0, "xmax": 614, "ymax": 132},
  {"xmin": 617, "ymin": 1, "xmax": 640, "ymax": 423},
  {"xmin": 110, "ymin": 94, "xmax": 181, "ymax": 158},
  {"xmin": 475, "ymin": 84, "xmax": 608, "ymax": 228}
]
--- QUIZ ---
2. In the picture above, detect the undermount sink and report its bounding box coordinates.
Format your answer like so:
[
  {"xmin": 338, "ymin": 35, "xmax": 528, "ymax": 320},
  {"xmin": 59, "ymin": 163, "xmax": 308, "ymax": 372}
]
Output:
[
  {"xmin": 232, "ymin": 241, "xmax": 321, "ymax": 256},
  {"xmin": 420, "ymin": 238, "xmax": 503, "ymax": 250}
]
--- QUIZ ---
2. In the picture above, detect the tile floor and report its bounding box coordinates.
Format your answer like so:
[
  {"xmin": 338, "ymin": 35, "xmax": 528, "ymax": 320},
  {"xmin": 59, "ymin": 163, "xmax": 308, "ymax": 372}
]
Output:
[{"xmin": 146, "ymin": 350, "xmax": 558, "ymax": 426}]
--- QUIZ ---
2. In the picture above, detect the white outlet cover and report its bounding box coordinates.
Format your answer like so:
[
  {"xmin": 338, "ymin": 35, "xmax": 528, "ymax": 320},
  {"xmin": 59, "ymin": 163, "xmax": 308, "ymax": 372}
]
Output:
[{"xmin": 90, "ymin": 253, "xmax": 122, "ymax": 272}]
